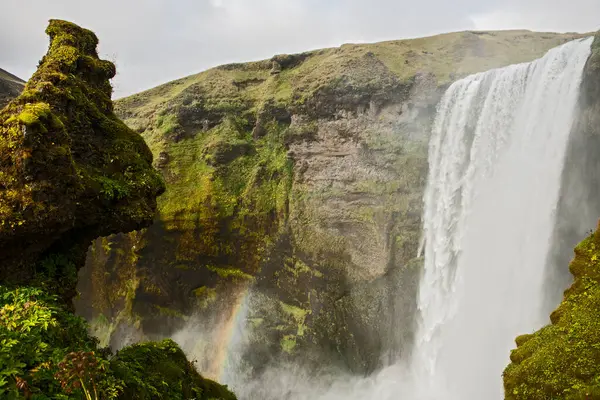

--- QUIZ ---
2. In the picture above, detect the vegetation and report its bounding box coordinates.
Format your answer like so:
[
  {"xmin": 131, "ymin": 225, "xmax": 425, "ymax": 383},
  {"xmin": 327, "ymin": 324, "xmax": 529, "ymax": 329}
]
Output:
[
  {"xmin": 0, "ymin": 285, "xmax": 235, "ymax": 399},
  {"xmin": 504, "ymin": 223, "xmax": 600, "ymax": 399},
  {"xmin": 111, "ymin": 339, "xmax": 236, "ymax": 400}
]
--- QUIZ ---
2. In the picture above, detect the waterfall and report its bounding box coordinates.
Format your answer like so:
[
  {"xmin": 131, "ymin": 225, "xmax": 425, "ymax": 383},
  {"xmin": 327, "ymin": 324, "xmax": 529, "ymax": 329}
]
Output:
[
  {"xmin": 413, "ymin": 36, "xmax": 593, "ymax": 399},
  {"xmin": 217, "ymin": 37, "xmax": 593, "ymax": 400}
]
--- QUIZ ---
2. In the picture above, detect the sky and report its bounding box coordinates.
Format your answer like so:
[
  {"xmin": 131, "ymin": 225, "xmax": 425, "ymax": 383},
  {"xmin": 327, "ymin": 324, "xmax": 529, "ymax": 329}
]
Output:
[{"xmin": 1, "ymin": 0, "xmax": 598, "ymax": 98}]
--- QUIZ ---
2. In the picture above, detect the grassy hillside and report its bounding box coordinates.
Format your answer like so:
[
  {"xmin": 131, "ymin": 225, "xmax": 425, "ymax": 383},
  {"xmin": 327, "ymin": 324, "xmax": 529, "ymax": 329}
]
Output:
[{"xmin": 117, "ymin": 30, "xmax": 585, "ymax": 134}]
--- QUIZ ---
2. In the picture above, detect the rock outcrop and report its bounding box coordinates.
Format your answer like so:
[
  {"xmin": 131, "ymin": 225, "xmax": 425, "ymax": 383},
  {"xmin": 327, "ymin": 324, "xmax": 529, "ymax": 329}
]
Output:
[
  {"xmin": 76, "ymin": 30, "xmax": 587, "ymax": 376},
  {"xmin": 0, "ymin": 20, "xmax": 234, "ymax": 399},
  {"xmin": 0, "ymin": 20, "xmax": 164, "ymax": 303}
]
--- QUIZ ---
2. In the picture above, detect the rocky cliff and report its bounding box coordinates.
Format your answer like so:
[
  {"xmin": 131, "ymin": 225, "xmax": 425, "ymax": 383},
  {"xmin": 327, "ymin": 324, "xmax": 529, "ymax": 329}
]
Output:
[
  {"xmin": 76, "ymin": 30, "xmax": 586, "ymax": 376},
  {"xmin": 504, "ymin": 32, "xmax": 600, "ymax": 400},
  {"xmin": 0, "ymin": 20, "xmax": 234, "ymax": 399}
]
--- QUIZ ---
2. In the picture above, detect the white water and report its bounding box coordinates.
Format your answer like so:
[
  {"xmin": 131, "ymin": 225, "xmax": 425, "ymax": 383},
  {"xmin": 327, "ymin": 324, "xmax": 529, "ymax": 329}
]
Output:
[
  {"xmin": 413, "ymin": 36, "xmax": 593, "ymax": 399},
  {"xmin": 221, "ymin": 37, "xmax": 593, "ymax": 400}
]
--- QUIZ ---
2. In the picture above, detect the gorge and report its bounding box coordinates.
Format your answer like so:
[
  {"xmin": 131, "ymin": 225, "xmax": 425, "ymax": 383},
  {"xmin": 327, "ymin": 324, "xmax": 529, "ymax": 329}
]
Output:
[{"xmin": 1, "ymin": 20, "xmax": 600, "ymax": 400}]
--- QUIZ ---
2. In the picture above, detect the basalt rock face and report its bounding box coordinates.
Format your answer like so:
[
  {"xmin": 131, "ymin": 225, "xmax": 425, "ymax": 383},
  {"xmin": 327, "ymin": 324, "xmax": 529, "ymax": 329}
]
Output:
[
  {"xmin": 504, "ymin": 33, "xmax": 600, "ymax": 400},
  {"xmin": 77, "ymin": 30, "xmax": 586, "ymax": 376},
  {"xmin": 0, "ymin": 20, "xmax": 164, "ymax": 303},
  {"xmin": 0, "ymin": 68, "xmax": 24, "ymax": 109}
]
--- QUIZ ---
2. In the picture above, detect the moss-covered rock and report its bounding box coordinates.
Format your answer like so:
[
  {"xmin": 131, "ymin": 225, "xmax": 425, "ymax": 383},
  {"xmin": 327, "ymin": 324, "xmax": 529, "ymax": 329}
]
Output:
[
  {"xmin": 0, "ymin": 20, "xmax": 235, "ymax": 399},
  {"xmin": 0, "ymin": 20, "xmax": 165, "ymax": 303},
  {"xmin": 503, "ymin": 222, "xmax": 600, "ymax": 399}
]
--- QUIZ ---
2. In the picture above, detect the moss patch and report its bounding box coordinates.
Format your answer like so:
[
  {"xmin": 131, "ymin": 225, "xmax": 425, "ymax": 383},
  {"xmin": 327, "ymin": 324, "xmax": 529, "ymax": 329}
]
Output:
[{"xmin": 504, "ymin": 223, "xmax": 600, "ymax": 399}]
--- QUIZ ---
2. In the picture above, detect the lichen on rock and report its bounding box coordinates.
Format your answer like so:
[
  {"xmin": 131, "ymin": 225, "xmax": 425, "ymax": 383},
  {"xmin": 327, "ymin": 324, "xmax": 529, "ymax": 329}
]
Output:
[{"xmin": 0, "ymin": 19, "xmax": 165, "ymax": 302}]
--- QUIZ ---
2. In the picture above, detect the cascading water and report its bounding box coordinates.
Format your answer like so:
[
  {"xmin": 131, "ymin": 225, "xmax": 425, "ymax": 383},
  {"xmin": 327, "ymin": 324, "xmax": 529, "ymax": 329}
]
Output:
[
  {"xmin": 217, "ymin": 37, "xmax": 593, "ymax": 400},
  {"xmin": 413, "ymin": 36, "xmax": 593, "ymax": 399}
]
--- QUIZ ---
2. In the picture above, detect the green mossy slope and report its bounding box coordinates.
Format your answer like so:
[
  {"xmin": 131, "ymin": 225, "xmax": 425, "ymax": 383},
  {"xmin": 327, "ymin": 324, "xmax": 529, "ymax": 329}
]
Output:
[
  {"xmin": 504, "ymin": 222, "xmax": 600, "ymax": 399},
  {"xmin": 111, "ymin": 339, "xmax": 236, "ymax": 400}
]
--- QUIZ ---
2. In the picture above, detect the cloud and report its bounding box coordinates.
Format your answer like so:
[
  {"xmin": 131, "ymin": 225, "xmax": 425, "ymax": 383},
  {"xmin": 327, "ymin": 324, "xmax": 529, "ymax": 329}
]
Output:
[
  {"xmin": 470, "ymin": 0, "xmax": 600, "ymax": 32},
  {"xmin": 0, "ymin": 0, "xmax": 597, "ymax": 97}
]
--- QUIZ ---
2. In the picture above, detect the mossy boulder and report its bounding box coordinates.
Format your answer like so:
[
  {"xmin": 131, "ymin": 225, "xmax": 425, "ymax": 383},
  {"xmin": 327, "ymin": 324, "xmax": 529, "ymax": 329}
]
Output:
[{"xmin": 0, "ymin": 20, "xmax": 165, "ymax": 303}]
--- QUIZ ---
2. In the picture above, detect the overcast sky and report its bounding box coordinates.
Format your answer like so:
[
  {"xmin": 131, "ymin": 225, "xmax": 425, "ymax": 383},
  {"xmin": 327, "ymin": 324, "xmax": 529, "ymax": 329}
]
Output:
[{"xmin": 1, "ymin": 0, "xmax": 598, "ymax": 98}]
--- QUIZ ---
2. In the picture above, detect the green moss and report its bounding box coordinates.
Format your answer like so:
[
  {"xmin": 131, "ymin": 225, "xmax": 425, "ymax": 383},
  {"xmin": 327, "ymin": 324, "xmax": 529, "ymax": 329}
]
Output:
[
  {"xmin": 279, "ymin": 301, "xmax": 309, "ymax": 322},
  {"xmin": 504, "ymin": 221, "xmax": 600, "ymax": 399},
  {"xmin": 206, "ymin": 265, "xmax": 254, "ymax": 281},
  {"xmin": 111, "ymin": 339, "xmax": 236, "ymax": 400},
  {"xmin": 192, "ymin": 286, "xmax": 217, "ymax": 309},
  {"xmin": 280, "ymin": 335, "xmax": 297, "ymax": 354},
  {"xmin": 157, "ymin": 113, "xmax": 180, "ymax": 135},
  {"xmin": 154, "ymin": 305, "xmax": 188, "ymax": 320},
  {"xmin": 15, "ymin": 102, "xmax": 52, "ymax": 126}
]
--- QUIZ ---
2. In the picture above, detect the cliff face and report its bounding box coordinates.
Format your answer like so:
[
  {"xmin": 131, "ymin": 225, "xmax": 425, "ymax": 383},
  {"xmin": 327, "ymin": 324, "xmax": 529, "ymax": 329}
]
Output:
[
  {"xmin": 504, "ymin": 33, "xmax": 600, "ymax": 400},
  {"xmin": 0, "ymin": 68, "xmax": 24, "ymax": 109},
  {"xmin": 0, "ymin": 20, "xmax": 234, "ymax": 399},
  {"xmin": 77, "ymin": 30, "xmax": 586, "ymax": 375}
]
